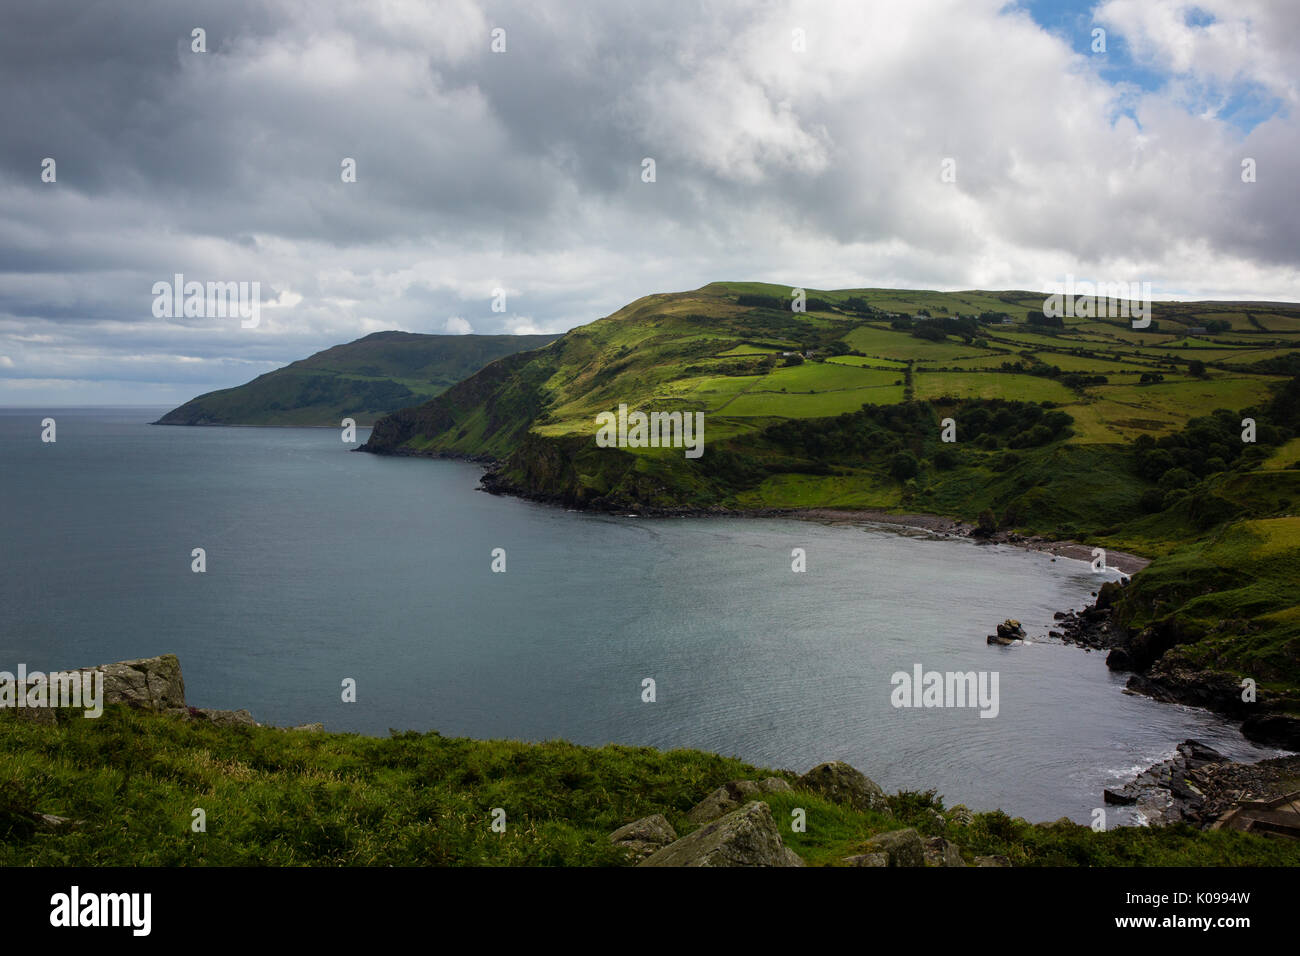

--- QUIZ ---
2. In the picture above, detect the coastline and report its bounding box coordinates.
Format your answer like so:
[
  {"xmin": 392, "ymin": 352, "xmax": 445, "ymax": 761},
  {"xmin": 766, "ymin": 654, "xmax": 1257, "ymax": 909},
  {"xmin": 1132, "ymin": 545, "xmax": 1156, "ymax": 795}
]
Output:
[
  {"xmin": 399, "ymin": 447, "xmax": 1156, "ymax": 571},
  {"xmin": 152, "ymin": 420, "xmax": 381, "ymax": 429},
  {"xmin": 785, "ymin": 507, "xmax": 1151, "ymax": 575}
]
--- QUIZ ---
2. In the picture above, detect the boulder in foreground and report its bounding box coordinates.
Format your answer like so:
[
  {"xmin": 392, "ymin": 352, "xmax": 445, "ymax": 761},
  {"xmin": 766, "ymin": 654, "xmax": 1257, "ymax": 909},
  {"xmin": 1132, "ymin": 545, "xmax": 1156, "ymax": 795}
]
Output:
[
  {"xmin": 90, "ymin": 654, "xmax": 187, "ymax": 710},
  {"xmin": 798, "ymin": 761, "xmax": 889, "ymax": 813},
  {"xmin": 686, "ymin": 777, "xmax": 794, "ymax": 824},
  {"xmin": 858, "ymin": 827, "xmax": 925, "ymax": 867},
  {"xmin": 609, "ymin": 814, "xmax": 677, "ymax": 860},
  {"xmin": 638, "ymin": 801, "xmax": 804, "ymax": 867}
]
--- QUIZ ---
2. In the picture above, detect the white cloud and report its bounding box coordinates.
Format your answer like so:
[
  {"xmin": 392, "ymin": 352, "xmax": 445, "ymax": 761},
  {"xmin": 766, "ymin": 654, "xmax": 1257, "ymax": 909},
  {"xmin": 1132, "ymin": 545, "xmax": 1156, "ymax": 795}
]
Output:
[
  {"xmin": 1095, "ymin": 0, "xmax": 1300, "ymax": 104},
  {"xmin": 0, "ymin": 0, "xmax": 1295, "ymax": 403}
]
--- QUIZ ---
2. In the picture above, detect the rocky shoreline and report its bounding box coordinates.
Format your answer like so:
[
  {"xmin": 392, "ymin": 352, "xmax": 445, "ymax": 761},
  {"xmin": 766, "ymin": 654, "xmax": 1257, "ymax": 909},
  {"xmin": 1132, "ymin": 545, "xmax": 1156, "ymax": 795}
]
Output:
[
  {"xmin": 454, "ymin": 451, "xmax": 1157, "ymax": 573},
  {"xmin": 1102, "ymin": 739, "xmax": 1300, "ymax": 833},
  {"xmin": 1041, "ymin": 585, "xmax": 1300, "ymax": 751}
]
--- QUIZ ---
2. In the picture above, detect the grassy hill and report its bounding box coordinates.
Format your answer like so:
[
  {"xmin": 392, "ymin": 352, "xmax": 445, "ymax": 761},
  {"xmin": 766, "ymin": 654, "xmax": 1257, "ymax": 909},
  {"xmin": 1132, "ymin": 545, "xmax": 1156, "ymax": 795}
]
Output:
[
  {"xmin": 361, "ymin": 281, "xmax": 1300, "ymax": 717},
  {"xmin": 155, "ymin": 330, "xmax": 560, "ymax": 427},
  {"xmin": 362, "ymin": 282, "xmax": 1297, "ymax": 513},
  {"xmin": 4, "ymin": 706, "xmax": 1296, "ymax": 866}
]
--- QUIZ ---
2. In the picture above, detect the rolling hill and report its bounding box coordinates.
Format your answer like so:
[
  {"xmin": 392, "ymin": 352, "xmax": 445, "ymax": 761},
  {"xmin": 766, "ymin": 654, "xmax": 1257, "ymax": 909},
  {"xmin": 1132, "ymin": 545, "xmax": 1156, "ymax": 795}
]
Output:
[
  {"xmin": 155, "ymin": 330, "xmax": 560, "ymax": 427},
  {"xmin": 360, "ymin": 281, "xmax": 1299, "ymax": 508},
  {"xmin": 360, "ymin": 281, "xmax": 1300, "ymax": 723}
]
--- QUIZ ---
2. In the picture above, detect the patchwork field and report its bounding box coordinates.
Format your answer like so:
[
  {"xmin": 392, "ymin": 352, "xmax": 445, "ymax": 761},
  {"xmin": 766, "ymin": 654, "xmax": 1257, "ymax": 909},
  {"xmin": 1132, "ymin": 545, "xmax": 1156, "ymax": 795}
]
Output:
[
  {"xmin": 914, "ymin": 370, "xmax": 1078, "ymax": 403},
  {"xmin": 401, "ymin": 282, "xmax": 1298, "ymax": 453}
]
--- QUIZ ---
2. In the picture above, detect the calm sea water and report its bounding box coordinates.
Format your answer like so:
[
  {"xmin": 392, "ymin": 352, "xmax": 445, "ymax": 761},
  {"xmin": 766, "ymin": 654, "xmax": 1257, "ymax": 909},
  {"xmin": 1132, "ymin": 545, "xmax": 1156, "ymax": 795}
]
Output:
[{"xmin": 0, "ymin": 407, "xmax": 1281, "ymax": 822}]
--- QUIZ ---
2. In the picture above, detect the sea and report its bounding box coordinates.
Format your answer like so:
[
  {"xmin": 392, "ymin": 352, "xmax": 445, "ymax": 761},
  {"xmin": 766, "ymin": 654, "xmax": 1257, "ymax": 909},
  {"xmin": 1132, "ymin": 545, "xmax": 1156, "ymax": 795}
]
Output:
[{"xmin": 0, "ymin": 406, "xmax": 1282, "ymax": 822}]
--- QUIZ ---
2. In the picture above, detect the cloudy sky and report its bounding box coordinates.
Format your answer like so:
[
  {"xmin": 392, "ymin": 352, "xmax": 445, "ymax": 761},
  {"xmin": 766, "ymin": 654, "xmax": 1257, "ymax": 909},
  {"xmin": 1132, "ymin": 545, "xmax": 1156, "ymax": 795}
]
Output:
[{"xmin": 2, "ymin": 0, "xmax": 1297, "ymax": 405}]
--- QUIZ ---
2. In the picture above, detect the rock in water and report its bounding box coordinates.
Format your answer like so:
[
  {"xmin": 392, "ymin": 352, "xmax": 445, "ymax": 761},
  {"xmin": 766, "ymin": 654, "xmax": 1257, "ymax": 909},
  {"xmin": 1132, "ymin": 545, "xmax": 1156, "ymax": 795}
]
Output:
[
  {"xmin": 995, "ymin": 619, "xmax": 1026, "ymax": 640},
  {"xmin": 797, "ymin": 761, "xmax": 889, "ymax": 813},
  {"xmin": 638, "ymin": 801, "xmax": 804, "ymax": 867},
  {"xmin": 609, "ymin": 814, "xmax": 677, "ymax": 860}
]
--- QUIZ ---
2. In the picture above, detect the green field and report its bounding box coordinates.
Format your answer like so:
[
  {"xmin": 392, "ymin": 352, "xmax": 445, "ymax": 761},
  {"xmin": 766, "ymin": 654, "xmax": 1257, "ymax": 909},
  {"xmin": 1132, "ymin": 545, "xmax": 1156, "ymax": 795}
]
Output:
[
  {"xmin": 913, "ymin": 371, "xmax": 1077, "ymax": 403},
  {"xmin": 724, "ymin": 383, "xmax": 905, "ymax": 417},
  {"xmin": 1093, "ymin": 376, "xmax": 1283, "ymax": 417},
  {"xmin": 845, "ymin": 325, "xmax": 996, "ymax": 363},
  {"xmin": 825, "ymin": 354, "xmax": 909, "ymax": 369}
]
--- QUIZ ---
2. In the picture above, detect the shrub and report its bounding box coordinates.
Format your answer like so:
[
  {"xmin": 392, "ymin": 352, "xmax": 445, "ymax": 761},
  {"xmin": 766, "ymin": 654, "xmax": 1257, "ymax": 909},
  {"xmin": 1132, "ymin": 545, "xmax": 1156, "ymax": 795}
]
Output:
[{"xmin": 890, "ymin": 451, "xmax": 920, "ymax": 480}]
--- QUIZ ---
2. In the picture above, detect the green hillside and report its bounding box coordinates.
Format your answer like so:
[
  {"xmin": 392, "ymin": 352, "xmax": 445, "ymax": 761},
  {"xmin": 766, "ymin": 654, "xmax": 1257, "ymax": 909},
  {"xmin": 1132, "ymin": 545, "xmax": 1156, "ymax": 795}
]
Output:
[
  {"xmin": 155, "ymin": 330, "xmax": 560, "ymax": 427},
  {"xmin": 361, "ymin": 281, "xmax": 1300, "ymax": 716},
  {"xmin": 362, "ymin": 282, "xmax": 1298, "ymax": 494},
  {"xmin": 4, "ymin": 705, "xmax": 1295, "ymax": 866}
]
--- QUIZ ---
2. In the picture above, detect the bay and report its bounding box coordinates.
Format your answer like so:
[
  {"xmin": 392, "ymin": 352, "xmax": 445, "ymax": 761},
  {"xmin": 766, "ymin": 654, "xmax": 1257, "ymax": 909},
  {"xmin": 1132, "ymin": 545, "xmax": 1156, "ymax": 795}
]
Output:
[{"xmin": 0, "ymin": 407, "xmax": 1278, "ymax": 823}]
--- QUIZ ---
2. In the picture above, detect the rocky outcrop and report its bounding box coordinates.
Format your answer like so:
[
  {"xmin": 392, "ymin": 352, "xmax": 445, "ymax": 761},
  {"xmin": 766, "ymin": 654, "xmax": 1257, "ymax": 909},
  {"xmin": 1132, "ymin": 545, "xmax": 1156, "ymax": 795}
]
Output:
[
  {"xmin": 92, "ymin": 655, "xmax": 187, "ymax": 710},
  {"xmin": 924, "ymin": 836, "xmax": 967, "ymax": 867},
  {"xmin": 797, "ymin": 761, "xmax": 889, "ymax": 813},
  {"xmin": 638, "ymin": 801, "xmax": 804, "ymax": 867},
  {"xmin": 1240, "ymin": 714, "xmax": 1300, "ymax": 750},
  {"xmin": 1056, "ymin": 603, "xmax": 1127, "ymax": 654},
  {"xmin": 1106, "ymin": 740, "xmax": 1300, "ymax": 827},
  {"xmin": 1056, "ymin": 584, "xmax": 1299, "ymax": 753},
  {"xmin": 1120, "ymin": 660, "xmax": 1300, "ymax": 750},
  {"xmin": 4, "ymin": 655, "xmax": 274, "ymax": 728},
  {"xmin": 846, "ymin": 830, "xmax": 962, "ymax": 867},
  {"xmin": 9, "ymin": 654, "xmax": 187, "ymax": 725},
  {"xmin": 609, "ymin": 814, "xmax": 677, "ymax": 860},
  {"xmin": 842, "ymin": 851, "xmax": 889, "ymax": 866},
  {"xmin": 1103, "ymin": 739, "xmax": 1228, "ymax": 825},
  {"xmin": 686, "ymin": 778, "xmax": 793, "ymax": 825},
  {"xmin": 858, "ymin": 827, "xmax": 925, "ymax": 867},
  {"xmin": 1123, "ymin": 662, "xmax": 1248, "ymax": 715},
  {"xmin": 189, "ymin": 708, "xmax": 258, "ymax": 728},
  {"xmin": 946, "ymin": 805, "xmax": 975, "ymax": 826}
]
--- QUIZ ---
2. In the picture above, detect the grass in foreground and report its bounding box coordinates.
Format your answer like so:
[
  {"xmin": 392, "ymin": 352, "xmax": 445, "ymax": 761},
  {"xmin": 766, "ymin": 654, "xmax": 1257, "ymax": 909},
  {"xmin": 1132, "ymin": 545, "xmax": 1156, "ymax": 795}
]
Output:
[{"xmin": 2, "ymin": 708, "xmax": 1296, "ymax": 867}]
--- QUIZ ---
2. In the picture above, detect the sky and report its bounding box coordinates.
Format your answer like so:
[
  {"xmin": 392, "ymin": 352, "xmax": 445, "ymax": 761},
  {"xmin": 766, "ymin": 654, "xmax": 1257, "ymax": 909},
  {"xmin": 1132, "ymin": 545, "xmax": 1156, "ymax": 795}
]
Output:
[{"xmin": 1, "ymin": 0, "xmax": 1297, "ymax": 405}]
